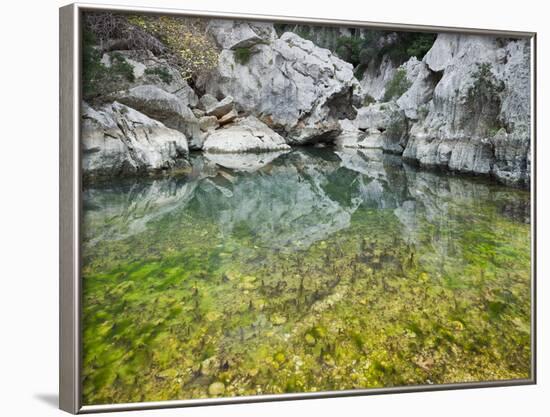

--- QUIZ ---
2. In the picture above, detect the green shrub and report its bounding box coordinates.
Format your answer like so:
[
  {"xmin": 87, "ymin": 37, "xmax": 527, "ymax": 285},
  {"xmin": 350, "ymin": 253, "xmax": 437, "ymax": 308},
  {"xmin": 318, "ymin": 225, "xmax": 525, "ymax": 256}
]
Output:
[
  {"xmin": 144, "ymin": 66, "xmax": 173, "ymax": 84},
  {"xmin": 335, "ymin": 36, "xmax": 363, "ymax": 66},
  {"xmin": 354, "ymin": 64, "xmax": 367, "ymax": 80},
  {"xmin": 234, "ymin": 47, "xmax": 252, "ymax": 65},
  {"xmin": 127, "ymin": 14, "xmax": 219, "ymax": 80},
  {"xmin": 383, "ymin": 69, "xmax": 411, "ymax": 102},
  {"xmin": 406, "ymin": 35, "xmax": 437, "ymax": 59},
  {"xmin": 109, "ymin": 53, "xmax": 135, "ymax": 83},
  {"xmin": 82, "ymin": 30, "xmax": 105, "ymax": 98},
  {"xmin": 82, "ymin": 30, "xmax": 135, "ymax": 100},
  {"xmin": 363, "ymin": 94, "xmax": 376, "ymax": 106},
  {"xmin": 463, "ymin": 62, "xmax": 506, "ymax": 135},
  {"xmin": 359, "ymin": 31, "xmax": 436, "ymax": 68},
  {"xmin": 385, "ymin": 112, "xmax": 408, "ymax": 138}
]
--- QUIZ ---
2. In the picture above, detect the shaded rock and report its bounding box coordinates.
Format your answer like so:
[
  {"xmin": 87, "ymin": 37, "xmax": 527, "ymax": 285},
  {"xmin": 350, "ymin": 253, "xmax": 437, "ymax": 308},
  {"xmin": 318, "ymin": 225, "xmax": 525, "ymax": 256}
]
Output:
[
  {"xmin": 354, "ymin": 103, "xmax": 408, "ymax": 153},
  {"xmin": 198, "ymin": 26, "xmax": 357, "ymax": 145},
  {"xmin": 198, "ymin": 94, "xmax": 219, "ymax": 111},
  {"xmin": 82, "ymin": 101, "xmax": 188, "ymax": 178},
  {"xmin": 403, "ymin": 137, "xmax": 493, "ymax": 174},
  {"xmin": 335, "ymin": 119, "xmax": 366, "ymax": 148},
  {"xmin": 205, "ymin": 96, "xmax": 235, "ymax": 118},
  {"xmin": 199, "ymin": 116, "xmax": 219, "ymax": 132},
  {"xmin": 203, "ymin": 116, "xmax": 290, "ymax": 153},
  {"xmin": 218, "ymin": 109, "xmax": 239, "ymax": 126},
  {"xmin": 360, "ymin": 54, "xmax": 399, "ymax": 101},
  {"xmin": 207, "ymin": 19, "xmax": 277, "ymax": 50},
  {"xmin": 113, "ymin": 84, "xmax": 203, "ymax": 150},
  {"xmin": 404, "ymin": 34, "xmax": 531, "ymax": 186},
  {"xmin": 204, "ymin": 150, "xmax": 289, "ymax": 172},
  {"xmin": 396, "ymin": 57, "xmax": 439, "ymax": 120},
  {"xmin": 101, "ymin": 50, "xmax": 198, "ymax": 107},
  {"xmin": 192, "ymin": 108, "xmax": 206, "ymax": 118}
]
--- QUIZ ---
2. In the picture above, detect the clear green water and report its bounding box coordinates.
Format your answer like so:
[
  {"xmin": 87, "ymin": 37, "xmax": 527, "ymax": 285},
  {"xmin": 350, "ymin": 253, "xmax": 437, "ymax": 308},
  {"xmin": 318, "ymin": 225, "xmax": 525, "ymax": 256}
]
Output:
[{"xmin": 82, "ymin": 148, "xmax": 531, "ymax": 405}]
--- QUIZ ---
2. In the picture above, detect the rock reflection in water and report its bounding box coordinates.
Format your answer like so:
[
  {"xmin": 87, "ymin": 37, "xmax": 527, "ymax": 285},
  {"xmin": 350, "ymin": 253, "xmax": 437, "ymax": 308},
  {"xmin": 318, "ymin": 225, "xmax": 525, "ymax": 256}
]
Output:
[{"xmin": 81, "ymin": 148, "xmax": 531, "ymax": 405}]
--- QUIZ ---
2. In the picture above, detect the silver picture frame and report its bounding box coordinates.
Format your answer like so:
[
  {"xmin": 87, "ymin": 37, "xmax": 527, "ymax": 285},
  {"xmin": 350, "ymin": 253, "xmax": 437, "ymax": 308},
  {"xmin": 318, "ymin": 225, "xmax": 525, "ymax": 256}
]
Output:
[{"xmin": 59, "ymin": 2, "xmax": 537, "ymax": 414}]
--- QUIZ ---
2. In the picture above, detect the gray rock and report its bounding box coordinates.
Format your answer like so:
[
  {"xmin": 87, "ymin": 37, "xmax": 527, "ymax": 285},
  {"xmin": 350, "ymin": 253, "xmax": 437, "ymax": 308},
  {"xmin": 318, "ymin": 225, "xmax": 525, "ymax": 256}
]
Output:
[
  {"xmin": 396, "ymin": 58, "xmax": 438, "ymax": 120},
  {"xmin": 404, "ymin": 34, "xmax": 531, "ymax": 186},
  {"xmin": 403, "ymin": 137, "xmax": 493, "ymax": 174},
  {"xmin": 198, "ymin": 27, "xmax": 357, "ymax": 145},
  {"xmin": 192, "ymin": 108, "xmax": 206, "ymax": 118},
  {"xmin": 113, "ymin": 85, "xmax": 203, "ymax": 150},
  {"xmin": 101, "ymin": 50, "xmax": 198, "ymax": 107},
  {"xmin": 199, "ymin": 116, "xmax": 220, "ymax": 132},
  {"xmin": 198, "ymin": 94, "xmax": 220, "ymax": 111},
  {"xmin": 207, "ymin": 19, "xmax": 277, "ymax": 50},
  {"xmin": 360, "ymin": 55, "xmax": 398, "ymax": 101},
  {"xmin": 204, "ymin": 150, "xmax": 289, "ymax": 172},
  {"xmin": 205, "ymin": 96, "xmax": 235, "ymax": 118},
  {"xmin": 218, "ymin": 109, "xmax": 239, "ymax": 126},
  {"xmin": 334, "ymin": 119, "xmax": 366, "ymax": 148},
  {"xmin": 203, "ymin": 116, "xmax": 291, "ymax": 153},
  {"xmin": 353, "ymin": 103, "xmax": 408, "ymax": 153},
  {"xmin": 81, "ymin": 102, "xmax": 188, "ymax": 177}
]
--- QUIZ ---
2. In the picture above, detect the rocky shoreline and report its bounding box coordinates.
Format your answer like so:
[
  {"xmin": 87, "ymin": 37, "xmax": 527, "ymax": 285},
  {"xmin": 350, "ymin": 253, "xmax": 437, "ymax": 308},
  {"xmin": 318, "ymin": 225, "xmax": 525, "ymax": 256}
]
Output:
[{"xmin": 82, "ymin": 18, "xmax": 531, "ymax": 188}]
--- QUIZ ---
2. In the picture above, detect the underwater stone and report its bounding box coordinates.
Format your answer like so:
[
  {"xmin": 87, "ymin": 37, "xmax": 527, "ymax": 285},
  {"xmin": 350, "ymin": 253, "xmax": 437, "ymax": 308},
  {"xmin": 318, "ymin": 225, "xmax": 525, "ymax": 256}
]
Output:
[
  {"xmin": 208, "ymin": 381, "xmax": 226, "ymax": 396},
  {"xmin": 270, "ymin": 313, "xmax": 287, "ymax": 325}
]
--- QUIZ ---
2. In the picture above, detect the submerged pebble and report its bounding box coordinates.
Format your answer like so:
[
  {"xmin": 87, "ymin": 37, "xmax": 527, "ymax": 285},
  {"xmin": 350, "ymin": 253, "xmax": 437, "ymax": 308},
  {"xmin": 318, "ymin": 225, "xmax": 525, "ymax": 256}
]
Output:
[{"xmin": 208, "ymin": 382, "xmax": 225, "ymax": 396}]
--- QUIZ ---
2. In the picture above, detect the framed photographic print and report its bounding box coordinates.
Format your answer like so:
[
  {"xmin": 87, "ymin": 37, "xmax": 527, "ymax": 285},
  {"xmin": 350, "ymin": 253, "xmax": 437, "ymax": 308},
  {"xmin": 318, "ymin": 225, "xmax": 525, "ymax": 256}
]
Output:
[{"xmin": 59, "ymin": 2, "xmax": 536, "ymax": 413}]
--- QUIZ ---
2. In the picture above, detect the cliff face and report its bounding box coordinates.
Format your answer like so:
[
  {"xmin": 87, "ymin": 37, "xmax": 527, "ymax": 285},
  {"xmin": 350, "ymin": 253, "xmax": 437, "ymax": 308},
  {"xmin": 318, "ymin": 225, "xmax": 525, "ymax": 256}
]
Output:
[
  {"xmin": 402, "ymin": 35, "xmax": 531, "ymax": 186},
  {"xmin": 81, "ymin": 14, "xmax": 531, "ymax": 187},
  {"xmin": 197, "ymin": 21, "xmax": 360, "ymax": 145},
  {"xmin": 349, "ymin": 34, "xmax": 531, "ymax": 187}
]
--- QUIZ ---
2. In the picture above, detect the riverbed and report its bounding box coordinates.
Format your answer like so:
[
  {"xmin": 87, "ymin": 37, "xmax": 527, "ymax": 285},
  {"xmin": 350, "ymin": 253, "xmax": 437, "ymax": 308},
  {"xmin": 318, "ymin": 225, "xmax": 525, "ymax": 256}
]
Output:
[{"xmin": 81, "ymin": 148, "xmax": 531, "ymax": 404}]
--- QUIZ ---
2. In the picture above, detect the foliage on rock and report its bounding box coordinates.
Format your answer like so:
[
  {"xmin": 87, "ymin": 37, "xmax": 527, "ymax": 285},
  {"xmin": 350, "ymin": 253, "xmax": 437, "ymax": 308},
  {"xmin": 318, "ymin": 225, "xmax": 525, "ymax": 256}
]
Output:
[
  {"xmin": 144, "ymin": 66, "xmax": 174, "ymax": 84},
  {"xmin": 463, "ymin": 62, "xmax": 506, "ymax": 136},
  {"xmin": 234, "ymin": 47, "xmax": 253, "ymax": 65},
  {"xmin": 83, "ymin": 31, "xmax": 135, "ymax": 100},
  {"xmin": 383, "ymin": 69, "xmax": 412, "ymax": 102},
  {"xmin": 83, "ymin": 12, "xmax": 219, "ymax": 83},
  {"xmin": 127, "ymin": 15, "xmax": 219, "ymax": 80}
]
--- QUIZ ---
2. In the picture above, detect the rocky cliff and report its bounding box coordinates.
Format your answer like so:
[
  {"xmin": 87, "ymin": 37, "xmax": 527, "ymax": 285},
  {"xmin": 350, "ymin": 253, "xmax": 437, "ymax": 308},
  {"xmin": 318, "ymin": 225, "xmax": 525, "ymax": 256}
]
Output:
[
  {"xmin": 81, "ymin": 14, "xmax": 531, "ymax": 187},
  {"xmin": 341, "ymin": 34, "xmax": 531, "ymax": 187}
]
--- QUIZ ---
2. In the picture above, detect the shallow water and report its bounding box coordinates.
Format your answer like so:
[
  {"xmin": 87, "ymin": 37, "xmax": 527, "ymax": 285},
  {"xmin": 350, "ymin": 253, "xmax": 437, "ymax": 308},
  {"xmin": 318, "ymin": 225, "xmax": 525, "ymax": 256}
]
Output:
[{"xmin": 81, "ymin": 148, "xmax": 531, "ymax": 405}]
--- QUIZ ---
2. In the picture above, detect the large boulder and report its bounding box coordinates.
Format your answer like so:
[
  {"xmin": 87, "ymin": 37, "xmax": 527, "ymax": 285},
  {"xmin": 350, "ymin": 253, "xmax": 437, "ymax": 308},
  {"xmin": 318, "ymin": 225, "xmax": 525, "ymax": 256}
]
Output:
[
  {"xmin": 81, "ymin": 102, "xmax": 188, "ymax": 178},
  {"xmin": 198, "ymin": 27, "xmax": 357, "ymax": 145},
  {"xmin": 112, "ymin": 85, "xmax": 204, "ymax": 150},
  {"xmin": 205, "ymin": 96, "xmax": 235, "ymax": 118},
  {"xmin": 334, "ymin": 119, "xmax": 367, "ymax": 149},
  {"xmin": 352, "ymin": 102, "xmax": 408, "ymax": 153},
  {"xmin": 207, "ymin": 19, "xmax": 277, "ymax": 50},
  {"xmin": 101, "ymin": 50, "xmax": 198, "ymax": 107},
  {"xmin": 203, "ymin": 116, "xmax": 291, "ymax": 153}
]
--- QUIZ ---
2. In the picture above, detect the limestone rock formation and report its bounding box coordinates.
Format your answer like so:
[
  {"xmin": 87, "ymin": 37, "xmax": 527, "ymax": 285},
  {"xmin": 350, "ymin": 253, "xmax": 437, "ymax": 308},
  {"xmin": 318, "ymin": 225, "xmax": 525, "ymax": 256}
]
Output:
[
  {"xmin": 112, "ymin": 85, "xmax": 203, "ymax": 150},
  {"xmin": 82, "ymin": 102, "xmax": 188, "ymax": 178},
  {"xmin": 203, "ymin": 116, "xmax": 291, "ymax": 153},
  {"xmin": 404, "ymin": 34, "xmax": 531, "ymax": 186},
  {"xmin": 199, "ymin": 25, "xmax": 358, "ymax": 145}
]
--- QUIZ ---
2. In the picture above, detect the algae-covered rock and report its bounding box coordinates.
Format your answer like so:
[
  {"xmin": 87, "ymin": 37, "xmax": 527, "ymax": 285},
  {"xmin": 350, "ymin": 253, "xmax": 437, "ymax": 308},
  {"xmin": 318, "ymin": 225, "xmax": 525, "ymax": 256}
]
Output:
[
  {"xmin": 208, "ymin": 381, "xmax": 225, "ymax": 396},
  {"xmin": 270, "ymin": 313, "xmax": 287, "ymax": 325}
]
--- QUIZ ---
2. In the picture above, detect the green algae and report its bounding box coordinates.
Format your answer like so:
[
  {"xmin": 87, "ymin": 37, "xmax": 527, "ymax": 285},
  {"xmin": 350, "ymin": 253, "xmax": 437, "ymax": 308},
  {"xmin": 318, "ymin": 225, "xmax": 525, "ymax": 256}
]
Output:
[{"xmin": 81, "ymin": 149, "xmax": 531, "ymax": 405}]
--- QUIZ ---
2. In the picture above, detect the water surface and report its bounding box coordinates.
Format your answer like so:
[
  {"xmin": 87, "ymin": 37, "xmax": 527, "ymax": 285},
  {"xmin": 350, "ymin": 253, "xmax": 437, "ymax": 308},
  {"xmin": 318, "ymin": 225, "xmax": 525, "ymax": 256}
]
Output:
[{"xmin": 82, "ymin": 149, "xmax": 531, "ymax": 404}]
